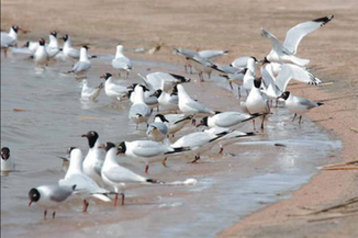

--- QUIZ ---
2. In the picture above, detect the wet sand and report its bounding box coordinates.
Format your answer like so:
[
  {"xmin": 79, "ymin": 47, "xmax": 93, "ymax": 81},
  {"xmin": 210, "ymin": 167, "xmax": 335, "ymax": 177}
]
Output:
[{"xmin": 1, "ymin": 0, "xmax": 358, "ymax": 237}]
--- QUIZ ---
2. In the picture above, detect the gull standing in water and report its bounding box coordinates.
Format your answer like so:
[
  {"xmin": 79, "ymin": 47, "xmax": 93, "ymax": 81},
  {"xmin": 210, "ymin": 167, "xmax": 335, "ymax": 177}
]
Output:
[
  {"xmin": 262, "ymin": 15, "xmax": 334, "ymax": 66},
  {"xmin": 67, "ymin": 45, "xmax": 91, "ymax": 79},
  {"xmin": 101, "ymin": 142, "xmax": 162, "ymax": 206},
  {"xmin": 81, "ymin": 79, "xmax": 104, "ymax": 102},
  {"xmin": 33, "ymin": 38, "xmax": 49, "ymax": 67},
  {"xmin": 28, "ymin": 184, "xmax": 76, "ymax": 220},
  {"xmin": 128, "ymin": 85, "xmax": 152, "ymax": 129},
  {"xmin": 1, "ymin": 147, "xmax": 14, "ymax": 172},
  {"xmin": 245, "ymin": 79, "xmax": 270, "ymax": 131},
  {"xmin": 1, "ymin": 25, "xmax": 21, "ymax": 57},
  {"xmin": 278, "ymin": 91, "xmax": 323, "ymax": 125},
  {"xmin": 112, "ymin": 45, "xmax": 132, "ymax": 79},
  {"xmin": 58, "ymin": 147, "xmax": 111, "ymax": 212},
  {"xmin": 62, "ymin": 34, "xmax": 80, "ymax": 60},
  {"xmin": 101, "ymin": 73, "xmax": 129, "ymax": 102},
  {"xmin": 46, "ymin": 31, "xmax": 60, "ymax": 59}
]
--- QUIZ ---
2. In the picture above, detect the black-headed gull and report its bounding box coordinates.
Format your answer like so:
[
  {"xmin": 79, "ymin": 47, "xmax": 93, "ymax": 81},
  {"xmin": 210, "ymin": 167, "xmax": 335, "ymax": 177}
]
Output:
[
  {"xmin": 1, "ymin": 25, "xmax": 20, "ymax": 57},
  {"xmin": 112, "ymin": 45, "xmax": 132, "ymax": 79},
  {"xmin": 1, "ymin": 147, "xmax": 14, "ymax": 172},
  {"xmin": 138, "ymin": 72, "xmax": 190, "ymax": 91},
  {"xmin": 28, "ymin": 184, "xmax": 75, "ymax": 220},
  {"xmin": 128, "ymin": 84, "xmax": 158, "ymax": 109},
  {"xmin": 262, "ymin": 15, "xmax": 334, "ymax": 66},
  {"xmin": 279, "ymin": 91, "xmax": 323, "ymax": 125},
  {"xmin": 196, "ymin": 111, "xmax": 264, "ymax": 128},
  {"xmin": 150, "ymin": 87, "xmax": 178, "ymax": 112},
  {"xmin": 101, "ymin": 142, "xmax": 162, "ymax": 206},
  {"xmin": 245, "ymin": 79, "xmax": 270, "ymax": 131},
  {"xmin": 62, "ymin": 34, "xmax": 80, "ymax": 60},
  {"xmin": 58, "ymin": 147, "xmax": 110, "ymax": 212},
  {"xmin": 146, "ymin": 121, "xmax": 169, "ymax": 142},
  {"xmin": 177, "ymin": 84, "xmax": 215, "ymax": 115},
  {"xmin": 33, "ymin": 38, "xmax": 49, "ymax": 66},
  {"xmin": 67, "ymin": 45, "xmax": 91, "ymax": 79},
  {"xmin": 46, "ymin": 31, "xmax": 60, "ymax": 58},
  {"xmin": 129, "ymin": 85, "xmax": 152, "ymax": 128},
  {"xmin": 81, "ymin": 131, "xmax": 105, "ymax": 186},
  {"xmin": 154, "ymin": 113, "xmax": 194, "ymax": 137},
  {"xmin": 81, "ymin": 79, "xmax": 104, "ymax": 102},
  {"xmin": 117, "ymin": 139, "xmax": 189, "ymax": 173},
  {"xmin": 101, "ymin": 73, "xmax": 129, "ymax": 101}
]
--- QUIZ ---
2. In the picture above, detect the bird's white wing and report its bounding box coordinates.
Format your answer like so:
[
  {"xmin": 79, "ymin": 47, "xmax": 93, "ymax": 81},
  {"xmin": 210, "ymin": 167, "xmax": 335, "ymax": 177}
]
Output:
[
  {"xmin": 184, "ymin": 99, "xmax": 214, "ymax": 114},
  {"xmin": 283, "ymin": 15, "xmax": 334, "ymax": 55},
  {"xmin": 276, "ymin": 64, "xmax": 321, "ymax": 91},
  {"xmin": 130, "ymin": 141, "xmax": 168, "ymax": 157},
  {"xmin": 129, "ymin": 103, "xmax": 151, "ymax": 118},
  {"xmin": 214, "ymin": 112, "xmax": 253, "ymax": 127},
  {"xmin": 261, "ymin": 29, "xmax": 287, "ymax": 53},
  {"xmin": 231, "ymin": 56, "xmax": 251, "ymax": 68},
  {"xmin": 68, "ymin": 48, "xmax": 80, "ymax": 59},
  {"xmin": 112, "ymin": 57, "xmax": 132, "ymax": 70},
  {"xmin": 73, "ymin": 61, "xmax": 91, "ymax": 73},
  {"xmin": 1, "ymin": 33, "xmax": 16, "ymax": 47},
  {"xmin": 104, "ymin": 165, "xmax": 147, "ymax": 183},
  {"xmin": 172, "ymin": 132, "xmax": 213, "ymax": 148}
]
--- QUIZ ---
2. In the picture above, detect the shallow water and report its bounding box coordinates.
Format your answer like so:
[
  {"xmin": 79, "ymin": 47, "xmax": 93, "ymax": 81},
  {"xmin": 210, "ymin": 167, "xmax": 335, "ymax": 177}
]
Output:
[{"xmin": 1, "ymin": 52, "xmax": 341, "ymax": 238}]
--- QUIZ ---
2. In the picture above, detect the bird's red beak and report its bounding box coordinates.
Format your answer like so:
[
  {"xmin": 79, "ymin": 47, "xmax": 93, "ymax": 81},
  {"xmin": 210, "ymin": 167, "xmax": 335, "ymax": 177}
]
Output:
[
  {"xmin": 81, "ymin": 134, "xmax": 88, "ymax": 138},
  {"xmin": 28, "ymin": 201, "xmax": 32, "ymax": 207},
  {"xmin": 99, "ymin": 75, "xmax": 105, "ymax": 79}
]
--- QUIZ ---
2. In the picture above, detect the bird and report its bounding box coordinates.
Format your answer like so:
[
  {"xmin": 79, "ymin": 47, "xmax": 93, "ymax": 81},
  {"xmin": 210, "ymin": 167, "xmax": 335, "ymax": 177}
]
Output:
[
  {"xmin": 153, "ymin": 113, "xmax": 194, "ymax": 137},
  {"xmin": 1, "ymin": 25, "xmax": 20, "ymax": 57},
  {"xmin": 211, "ymin": 64, "xmax": 246, "ymax": 90},
  {"xmin": 138, "ymin": 72, "xmax": 190, "ymax": 91},
  {"xmin": 101, "ymin": 73, "xmax": 129, "ymax": 102},
  {"xmin": 81, "ymin": 131, "xmax": 105, "ymax": 186},
  {"xmin": 117, "ymin": 139, "xmax": 189, "ymax": 173},
  {"xmin": 146, "ymin": 121, "xmax": 169, "ymax": 142},
  {"xmin": 262, "ymin": 15, "xmax": 334, "ymax": 66},
  {"xmin": 196, "ymin": 111, "xmax": 264, "ymax": 128},
  {"xmin": 80, "ymin": 79, "xmax": 104, "ymax": 102},
  {"xmin": 173, "ymin": 47, "xmax": 198, "ymax": 74},
  {"xmin": 128, "ymin": 84, "xmax": 158, "ymax": 110},
  {"xmin": 245, "ymin": 79, "xmax": 270, "ymax": 131},
  {"xmin": 240, "ymin": 57, "xmax": 257, "ymax": 98},
  {"xmin": 28, "ymin": 184, "xmax": 76, "ymax": 220},
  {"xmin": 67, "ymin": 45, "xmax": 91, "ymax": 79},
  {"xmin": 279, "ymin": 91, "xmax": 323, "ymax": 125},
  {"xmin": 150, "ymin": 86, "xmax": 178, "ymax": 112},
  {"xmin": 46, "ymin": 31, "xmax": 60, "ymax": 58},
  {"xmin": 177, "ymin": 84, "xmax": 215, "ymax": 115},
  {"xmin": 33, "ymin": 38, "xmax": 49, "ymax": 66},
  {"xmin": 62, "ymin": 34, "xmax": 80, "ymax": 60},
  {"xmin": 128, "ymin": 85, "xmax": 152, "ymax": 129},
  {"xmin": 58, "ymin": 147, "xmax": 111, "ymax": 212},
  {"xmin": 101, "ymin": 142, "xmax": 162, "ymax": 206},
  {"xmin": 1, "ymin": 147, "xmax": 14, "ymax": 172},
  {"xmin": 112, "ymin": 45, "xmax": 132, "ymax": 79}
]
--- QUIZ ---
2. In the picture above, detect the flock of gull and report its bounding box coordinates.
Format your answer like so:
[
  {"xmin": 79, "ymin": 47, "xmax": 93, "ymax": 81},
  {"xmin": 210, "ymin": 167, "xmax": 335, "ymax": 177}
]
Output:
[{"xmin": 1, "ymin": 15, "xmax": 333, "ymax": 220}]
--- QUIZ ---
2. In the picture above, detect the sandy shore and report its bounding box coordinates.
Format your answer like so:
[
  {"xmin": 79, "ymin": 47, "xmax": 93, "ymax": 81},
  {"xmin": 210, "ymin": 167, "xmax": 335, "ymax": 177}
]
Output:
[{"xmin": 2, "ymin": 0, "xmax": 358, "ymax": 237}]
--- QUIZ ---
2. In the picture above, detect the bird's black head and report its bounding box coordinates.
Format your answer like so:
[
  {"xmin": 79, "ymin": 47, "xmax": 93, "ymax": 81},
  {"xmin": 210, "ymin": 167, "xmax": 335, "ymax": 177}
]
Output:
[
  {"xmin": 104, "ymin": 142, "xmax": 116, "ymax": 152},
  {"xmin": 253, "ymin": 79, "xmax": 261, "ymax": 89},
  {"xmin": 82, "ymin": 45, "xmax": 89, "ymax": 50},
  {"xmin": 241, "ymin": 68, "xmax": 248, "ymax": 74},
  {"xmin": 23, "ymin": 41, "xmax": 30, "ymax": 48},
  {"xmin": 155, "ymin": 114, "xmax": 169, "ymax": 123},
  {"xmin": 62, "ymin": 34, "xmax": 69, "ymax": 41},
  {"xmin": 171, "ymin": 85, "xmax": 178, "ymax": 95},
  {"xmin": 67, "ymin": 146, "xmax": 77, "ymax": 155},
  {"xmin": 117, "ymin": 141, "xmax": 126, "ymax": 154},
  {"xmin": 280, "ymin": 91, "xmax": 290, "ymax": 100},
  {"xmin": 12, "ymin": 25, "xmax": 19, "ymax": 33},
  {"xmin": 250, "ymin": 56, "xmax": 258, "ymax": 62},
  {"xmin": 28, "ymin": 188, "xmax": 40, "ymax": 205},
  {"xmin": 153, "ymin": 89, "xmax": 162, "ymax": 98},
  {"xmin": 138, "ymin": 84, "xmax": 149, "ymax": 92},
  {"xmin": 39, "ymin": 38, "xmax": 46, "ymax": 46},
  {"xmin": 81, "ymin": 131, "xmax": 99, "ymax": 148},
  {"xmin": 1, "ymin": 147, "xmax": 10, "ymax": 161},
  {"xmin": 263, "ymin": 57, "xmax": 270, "ymax": 64},
  {"xmin": 50, "ymin": 31, "xmax": 57, "ymax": 37},
  {"xmin": 100, "ymin": 73, "xmax": 112, "ymax": 80},
  {"xmin": 199, "ymin": 117, "xmax": 208, "ymax": 127}
]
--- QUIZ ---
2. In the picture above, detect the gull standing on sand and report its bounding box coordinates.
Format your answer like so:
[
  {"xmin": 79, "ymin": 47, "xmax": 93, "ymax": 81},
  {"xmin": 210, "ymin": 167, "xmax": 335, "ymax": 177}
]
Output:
[
  {"xmin": 262, "ymin": 15, "xmax": 334, "ymax": 66},
  {"xmin": 81, "ymin": 79, "xmax": 104, "ymax": 102},
  {"xmin": 245, "ymin": 79, "xmax": 270, "ymax": 131},
  {"xmin": 28, "ymin": 184, "xmax": 75, "ymax": 220},
  {"xmin": 81, "ymin": 131, "xmax": 105, "ymax": 186},
  {"xmin": 112, "ymin": 45, "xmax": 132, "ymax": 79},
  {"xmin": 177, "ymin": 84, "xmax": 215, "ymax": 115},
  {"xmin": 128, "ymin": 85, "xmax": 152, "ymax": 128},
  {"xmin": 67, "ymin": 45, "xmax": 91, "ymax": 79},
  {"xmin": 278, "ymin": 91, "xmax": 323, "ymax": 125},
  {"xmin": 33, "ymin": 38, "xmax": 49, "ymax": 66},
  {"xmin": 101, "ymin": 142, "xmax": 162, "ymax": 206},
  {"xmin": 58, "ymin": 147, "xmax": 111, "ymax": 212},
  {"xmin": 1, "ymin": 147, "xmax": 14, "ymax": 172}
]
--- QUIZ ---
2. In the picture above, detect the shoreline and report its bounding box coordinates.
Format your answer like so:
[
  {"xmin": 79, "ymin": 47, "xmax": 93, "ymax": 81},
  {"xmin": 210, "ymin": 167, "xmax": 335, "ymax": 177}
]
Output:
[{"xmin": 2, "ymin": 0, "xmax": 357, "ymax": 237}]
